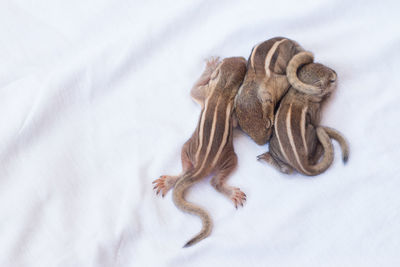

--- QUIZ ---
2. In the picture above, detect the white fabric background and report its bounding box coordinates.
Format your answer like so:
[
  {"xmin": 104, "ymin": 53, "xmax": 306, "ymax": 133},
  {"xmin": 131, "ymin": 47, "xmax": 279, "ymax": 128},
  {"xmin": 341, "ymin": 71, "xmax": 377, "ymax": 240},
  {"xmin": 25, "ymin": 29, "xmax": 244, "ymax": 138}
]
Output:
[{"xmin": 1, "ymin": 0, "xmax": 400, "ymax": 266}]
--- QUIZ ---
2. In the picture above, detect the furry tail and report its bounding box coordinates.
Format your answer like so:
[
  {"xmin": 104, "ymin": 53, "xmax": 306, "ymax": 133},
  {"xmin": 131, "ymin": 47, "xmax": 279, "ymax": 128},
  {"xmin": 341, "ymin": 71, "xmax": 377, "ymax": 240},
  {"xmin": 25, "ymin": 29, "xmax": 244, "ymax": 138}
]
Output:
[
  {"xmin": 321, "ymin": 126, "xmax": 350, "ymax": 163},
  {"xmin": 172, "ymin": 176, "xmax": 212, "ymax": 248},
  {"xmin": 287, "ymin": 51, "xmax": 321, "ymax": 95},
  {"xmin": 305, "ymin": 126, "xmax": 334, "ymax": 175}
]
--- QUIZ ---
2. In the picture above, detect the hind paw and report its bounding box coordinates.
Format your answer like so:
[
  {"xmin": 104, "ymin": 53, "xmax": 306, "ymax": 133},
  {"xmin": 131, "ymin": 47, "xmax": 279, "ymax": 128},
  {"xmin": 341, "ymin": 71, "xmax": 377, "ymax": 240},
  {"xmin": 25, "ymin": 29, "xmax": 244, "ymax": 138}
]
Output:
[
  {"xmin": 230, "ymin": 187, "xmax": 247, "ymax": 209},
  {"xmin": 152, "ymin": 175, "xmax": 177, "ymax": 197}
]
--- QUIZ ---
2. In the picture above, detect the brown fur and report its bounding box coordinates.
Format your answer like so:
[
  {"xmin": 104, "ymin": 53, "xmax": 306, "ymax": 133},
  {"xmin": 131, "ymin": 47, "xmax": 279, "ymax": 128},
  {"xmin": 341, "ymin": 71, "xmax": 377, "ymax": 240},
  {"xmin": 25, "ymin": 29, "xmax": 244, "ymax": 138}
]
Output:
[
  {"xmin": 258, "ymin": 52, "xmax": 349, "ymax": 175},
  {"xmin": 153, "ymin": 57, "xmax": 247, "ymax": 247},
  {"xmin": 235, "ymin": 37, "xmax": 304, "ymax": 145}
]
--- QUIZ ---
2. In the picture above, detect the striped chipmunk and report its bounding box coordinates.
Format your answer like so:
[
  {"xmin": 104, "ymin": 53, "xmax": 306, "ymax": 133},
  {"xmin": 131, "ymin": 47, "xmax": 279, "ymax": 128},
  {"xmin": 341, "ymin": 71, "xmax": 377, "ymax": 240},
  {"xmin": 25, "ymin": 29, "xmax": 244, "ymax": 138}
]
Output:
[
  {"xmin": 257, "ymin": 51, "xmax": 349, "ymax": 175},
  {"xmin": 153, "ymin": 57, "xmax": 247, "ymax": 247},
  {"xmin": 235, "ymin": 37, "xmax": 307, "ymax": 145}
]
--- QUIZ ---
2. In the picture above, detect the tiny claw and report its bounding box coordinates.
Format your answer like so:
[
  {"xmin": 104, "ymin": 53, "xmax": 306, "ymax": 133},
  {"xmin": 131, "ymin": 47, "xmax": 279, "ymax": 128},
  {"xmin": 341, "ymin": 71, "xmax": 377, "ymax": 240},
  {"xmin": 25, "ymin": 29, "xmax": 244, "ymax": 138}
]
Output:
[{"xmin": 230, "ymin": 187, "xmax": 247, "ymax": 208}]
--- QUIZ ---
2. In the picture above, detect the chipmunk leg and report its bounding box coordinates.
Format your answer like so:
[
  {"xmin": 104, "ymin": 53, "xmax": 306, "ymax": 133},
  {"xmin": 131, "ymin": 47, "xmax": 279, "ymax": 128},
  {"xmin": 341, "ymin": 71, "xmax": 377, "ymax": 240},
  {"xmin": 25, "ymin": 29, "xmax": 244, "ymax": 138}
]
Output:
[
  {"xmin": 257, "ymin": 151, "xmax": 293, "ymax": 174},
  {"xmin": 304, "ymin": 124, "xmax": 324, "ymax": 165},
  {"xmin": 210, "ymin": 151, "xmax": 246, "ymax": 208},
  {"xmin": 309, "ymin": 143, "xmax": 324, "ymax": 165},
  {"xmin": 153, "ymin": 140, "xmax": 195, "ymax": 197}
]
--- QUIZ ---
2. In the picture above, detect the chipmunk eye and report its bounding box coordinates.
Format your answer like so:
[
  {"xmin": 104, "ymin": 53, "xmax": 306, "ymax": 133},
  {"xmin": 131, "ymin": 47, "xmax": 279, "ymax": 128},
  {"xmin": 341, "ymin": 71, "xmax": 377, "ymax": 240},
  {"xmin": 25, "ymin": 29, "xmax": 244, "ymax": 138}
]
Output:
[{"xmin": 329, "ymin": 79, "xmax": 336, "ymax": 83}]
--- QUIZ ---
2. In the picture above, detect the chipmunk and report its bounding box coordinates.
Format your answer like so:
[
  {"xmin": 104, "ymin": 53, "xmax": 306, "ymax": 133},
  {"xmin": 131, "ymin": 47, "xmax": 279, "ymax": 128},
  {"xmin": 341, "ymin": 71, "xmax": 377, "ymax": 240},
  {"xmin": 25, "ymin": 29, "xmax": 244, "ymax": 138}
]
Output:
[
  {"xmin": 235, "ymin": 37, "xmax": 307, "ymax": 145},
  {"xmin": 257, "ymin": 52, "xmax": 349, "ymax": 175},
  {"xmin": 153, "ymin": 57, "xmax": 247, "ymax": 247}
]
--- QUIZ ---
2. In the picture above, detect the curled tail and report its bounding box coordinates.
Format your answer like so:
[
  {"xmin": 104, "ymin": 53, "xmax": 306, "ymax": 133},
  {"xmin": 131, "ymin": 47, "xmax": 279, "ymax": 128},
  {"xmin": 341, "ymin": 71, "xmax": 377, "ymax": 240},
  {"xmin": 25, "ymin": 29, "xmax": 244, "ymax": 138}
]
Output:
[
  {"xmin": 287, "ymin": 51, "xmax": 321, "ymax": 95},
  {"xmin": 304, "ymin": 126, "xmax": 334, "ymax": 175},
  {"xmin": 172, "ymin": 175, "xmax": 212, "ymax": 248},
  {"xmin": 321, "ymin": 126, "xmax": 349, "ymax": 163}
]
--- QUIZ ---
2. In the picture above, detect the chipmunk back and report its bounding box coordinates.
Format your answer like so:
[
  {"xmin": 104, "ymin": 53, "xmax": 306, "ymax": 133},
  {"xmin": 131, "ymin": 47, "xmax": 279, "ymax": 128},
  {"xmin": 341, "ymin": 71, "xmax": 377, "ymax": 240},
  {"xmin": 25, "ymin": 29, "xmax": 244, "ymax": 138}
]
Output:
[
  {"xmin": 235, "ymin": 37, "xmax": 304, "ymax": 145},
  {"xmin": 153, "ymin": 57, "xmax": 247, "ymax": 247},
  {"xmin": 258, "ymin": 52, "xmax": 349, "ymax": 175}
]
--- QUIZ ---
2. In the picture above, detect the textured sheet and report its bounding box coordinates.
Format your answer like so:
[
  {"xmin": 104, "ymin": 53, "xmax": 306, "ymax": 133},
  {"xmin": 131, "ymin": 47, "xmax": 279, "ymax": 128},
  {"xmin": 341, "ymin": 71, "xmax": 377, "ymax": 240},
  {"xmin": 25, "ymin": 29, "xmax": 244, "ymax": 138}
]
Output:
[{"xmin": 1, "ymin": 0, "xmax": 400, "ymax": 266}]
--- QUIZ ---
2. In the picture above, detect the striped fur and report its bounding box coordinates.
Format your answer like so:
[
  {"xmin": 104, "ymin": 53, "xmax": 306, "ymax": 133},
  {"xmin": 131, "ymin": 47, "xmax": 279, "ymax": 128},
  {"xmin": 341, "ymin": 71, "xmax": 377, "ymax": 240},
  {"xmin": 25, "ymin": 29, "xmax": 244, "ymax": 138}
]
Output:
[
  {"xmin": 270, "ymin": 92, "xmax": 334, "ymax": 175},
  {"xmin": 235, "ymin": 37, "xmax": 304, "ymax": 145},
  {"xmin": 259, "ymin": 60, "xmax": 349, "ymax": 176},
  {"xmin": 154, "ymin": 57, "xmax": 247, "ymax": 247}
]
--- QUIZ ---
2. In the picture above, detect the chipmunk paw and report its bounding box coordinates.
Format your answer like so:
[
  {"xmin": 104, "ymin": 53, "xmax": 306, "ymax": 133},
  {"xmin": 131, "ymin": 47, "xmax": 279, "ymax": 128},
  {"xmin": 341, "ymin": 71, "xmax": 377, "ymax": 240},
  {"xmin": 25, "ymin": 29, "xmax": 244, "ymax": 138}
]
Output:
[
  {"xmin": 230, "ymin": 187, "xmax": 247, "ymax": 209},
  {"xmin": 152, "ymin": 175, "xmax": 175, "ymax": 197}
]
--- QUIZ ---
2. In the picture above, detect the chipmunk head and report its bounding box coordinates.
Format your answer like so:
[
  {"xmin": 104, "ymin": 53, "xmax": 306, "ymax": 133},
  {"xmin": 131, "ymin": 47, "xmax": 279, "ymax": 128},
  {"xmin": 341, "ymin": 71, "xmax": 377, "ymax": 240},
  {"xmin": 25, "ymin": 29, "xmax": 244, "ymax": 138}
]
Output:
[
  {"xmin": 287, "ymin": 51, "xmax": 337, "ymax": 97},
  {"xmin": 298, "ymin": 62, "xmax": 337, "ymax": 97}
]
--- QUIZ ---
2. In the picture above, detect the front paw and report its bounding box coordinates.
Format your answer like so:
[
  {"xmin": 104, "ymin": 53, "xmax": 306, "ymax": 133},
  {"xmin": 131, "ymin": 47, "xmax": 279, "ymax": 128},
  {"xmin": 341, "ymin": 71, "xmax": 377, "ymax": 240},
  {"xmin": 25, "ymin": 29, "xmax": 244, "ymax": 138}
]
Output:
[{"xmin": 257, "ymin": 152, "xmax": 269, "ymax": 162}]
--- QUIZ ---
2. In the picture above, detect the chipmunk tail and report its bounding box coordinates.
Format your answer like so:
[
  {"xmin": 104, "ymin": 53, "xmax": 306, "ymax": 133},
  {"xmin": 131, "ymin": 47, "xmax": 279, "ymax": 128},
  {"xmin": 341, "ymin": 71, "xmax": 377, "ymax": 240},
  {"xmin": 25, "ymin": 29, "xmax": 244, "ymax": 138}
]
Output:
[
  {"xmin": 173, "ymin": 176, "xmax": 212, "ymax": 248},
  {"xmin": 287, "ymin": 51, "xmax": 321, "ymax": 95},
  {"xmin": 321, "ymin": 126, "xmax": 350, "ymax": 164}
]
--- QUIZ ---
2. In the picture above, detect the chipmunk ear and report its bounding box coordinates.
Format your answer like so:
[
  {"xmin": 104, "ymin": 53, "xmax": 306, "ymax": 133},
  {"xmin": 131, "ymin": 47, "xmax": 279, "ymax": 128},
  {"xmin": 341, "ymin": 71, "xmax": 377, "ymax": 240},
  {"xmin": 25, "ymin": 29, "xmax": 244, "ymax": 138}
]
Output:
[{"xmin": 286, "ymin": 51, "xmax": 321, "ymax": 95}]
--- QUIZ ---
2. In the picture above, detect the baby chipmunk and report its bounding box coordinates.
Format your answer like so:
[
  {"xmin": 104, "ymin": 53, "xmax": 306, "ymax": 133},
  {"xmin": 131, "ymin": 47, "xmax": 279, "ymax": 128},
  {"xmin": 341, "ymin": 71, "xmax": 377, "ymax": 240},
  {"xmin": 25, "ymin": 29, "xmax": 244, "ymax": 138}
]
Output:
[
  {"xmin": 258, "ymin": 52, "xmax": 349, "ymax": 175},
  {"xmin": 235, "ymin": 37, "xmax": 306, "ymax": 145},
  {"xmin": 153, "ymin": 57, "xmax": 247, "ymax": 247}
]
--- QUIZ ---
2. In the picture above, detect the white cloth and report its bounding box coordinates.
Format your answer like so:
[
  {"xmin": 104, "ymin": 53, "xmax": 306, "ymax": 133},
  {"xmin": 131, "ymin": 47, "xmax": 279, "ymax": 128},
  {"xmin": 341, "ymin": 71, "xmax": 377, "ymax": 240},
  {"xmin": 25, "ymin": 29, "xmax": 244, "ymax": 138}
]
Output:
[{"xmin": 1, "ymin": 0, "xmax": 400, "ymax": 266}]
